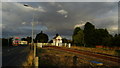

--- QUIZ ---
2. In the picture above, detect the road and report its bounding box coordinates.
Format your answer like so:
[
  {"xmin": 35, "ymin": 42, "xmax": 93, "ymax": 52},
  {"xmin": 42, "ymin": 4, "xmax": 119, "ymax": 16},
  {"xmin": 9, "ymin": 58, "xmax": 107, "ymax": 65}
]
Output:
[{"xmin": 2, "ymin": 45, "xmax": 30, "ymax": 67}]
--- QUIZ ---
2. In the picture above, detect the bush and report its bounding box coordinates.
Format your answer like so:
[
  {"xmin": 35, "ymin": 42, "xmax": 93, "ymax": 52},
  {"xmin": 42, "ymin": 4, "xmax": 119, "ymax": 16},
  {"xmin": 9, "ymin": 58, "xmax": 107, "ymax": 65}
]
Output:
[{"xmin": 115, "ymin": 50, "xmax": 120, "ymax": 56}]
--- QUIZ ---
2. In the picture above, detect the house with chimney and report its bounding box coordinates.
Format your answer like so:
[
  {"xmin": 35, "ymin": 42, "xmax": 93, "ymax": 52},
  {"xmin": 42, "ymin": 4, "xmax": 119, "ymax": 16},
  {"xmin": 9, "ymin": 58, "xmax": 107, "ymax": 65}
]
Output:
[{"xmin": 52, "ymin": 34, "xmax": 62, "ymax": 46}]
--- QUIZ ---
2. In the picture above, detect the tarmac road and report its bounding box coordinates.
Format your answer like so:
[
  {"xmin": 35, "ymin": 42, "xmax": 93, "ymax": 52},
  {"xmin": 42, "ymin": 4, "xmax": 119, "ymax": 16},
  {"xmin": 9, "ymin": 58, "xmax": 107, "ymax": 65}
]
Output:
[{"xmin": 2, "ymin": 45, "xmax": 30, "ymax": 67}]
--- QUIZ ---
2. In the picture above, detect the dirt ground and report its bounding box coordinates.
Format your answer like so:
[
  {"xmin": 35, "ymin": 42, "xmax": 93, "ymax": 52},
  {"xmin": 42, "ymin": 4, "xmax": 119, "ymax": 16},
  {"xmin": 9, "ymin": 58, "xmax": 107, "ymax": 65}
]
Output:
[{"xmin": 37, "ymin": 47, "xmax": 120, "ymax": 68}]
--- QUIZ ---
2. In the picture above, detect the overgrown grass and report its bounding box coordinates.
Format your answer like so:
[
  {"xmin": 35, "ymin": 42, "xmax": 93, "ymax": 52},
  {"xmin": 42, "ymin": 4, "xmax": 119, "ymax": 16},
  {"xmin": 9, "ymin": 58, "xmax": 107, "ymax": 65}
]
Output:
[
  {"xmin": 36, "ymin": 47, "xmax": 120, "ymax": 67},
  {"xmin": 37, "ymin": 48, "xmax": 98, "ymax": 67},
  {"xmin": 36, "ymin": 48, "xmax": 47, "ymax": 56},
  {"xmin": 71, "ymin": 46, "xmax": 116, "ymax": 55},
  {"xmin": 37, "ymin": 48, "xmax": 46, "ymax": 53},
  {"xmin": 115, "ymin": 50, "xmax": 120, "ymax": 56},
  {"xmin": 22, "ymin": 51, "xmax": 34, "ymax": 67}
]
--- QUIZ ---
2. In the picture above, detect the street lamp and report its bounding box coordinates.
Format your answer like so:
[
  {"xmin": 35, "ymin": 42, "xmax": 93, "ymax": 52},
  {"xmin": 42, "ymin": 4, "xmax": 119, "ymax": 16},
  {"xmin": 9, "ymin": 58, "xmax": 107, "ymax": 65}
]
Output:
[{"xmin": 23, "ymin": 4, "xmax": 36, "ymax": 58}]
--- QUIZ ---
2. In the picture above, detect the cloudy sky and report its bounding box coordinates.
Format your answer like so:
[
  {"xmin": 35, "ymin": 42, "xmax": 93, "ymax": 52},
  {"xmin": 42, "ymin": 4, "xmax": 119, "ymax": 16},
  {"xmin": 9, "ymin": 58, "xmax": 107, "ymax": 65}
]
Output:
[{"xmin": 1, "ymin": 2, "xmax": 118, "ymax": 40}]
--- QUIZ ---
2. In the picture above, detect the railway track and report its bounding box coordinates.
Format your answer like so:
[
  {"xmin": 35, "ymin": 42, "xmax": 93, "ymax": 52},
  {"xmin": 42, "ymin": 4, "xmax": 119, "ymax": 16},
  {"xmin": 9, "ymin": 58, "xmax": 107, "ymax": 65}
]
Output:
[{"xmin": 42, "ymin": 46, "xmax": 120, "ymax": 63}]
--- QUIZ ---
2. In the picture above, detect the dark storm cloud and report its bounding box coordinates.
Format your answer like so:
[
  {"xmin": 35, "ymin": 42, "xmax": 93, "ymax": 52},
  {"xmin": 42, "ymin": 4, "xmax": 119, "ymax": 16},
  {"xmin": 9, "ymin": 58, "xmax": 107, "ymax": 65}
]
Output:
[
  {"xmin": 2, "ymin": 2, "xmax": 118, "ymax": 39},
  {"xmin": 36, "ymin": 2, "xmax": 118, "ymax": 35}
]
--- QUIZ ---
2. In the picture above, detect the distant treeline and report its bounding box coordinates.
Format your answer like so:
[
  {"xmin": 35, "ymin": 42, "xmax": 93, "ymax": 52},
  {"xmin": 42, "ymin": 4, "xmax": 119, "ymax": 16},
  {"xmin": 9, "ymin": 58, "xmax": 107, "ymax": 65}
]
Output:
[
  {"xmin": 2, "ymin": 38, "xmax": 13, "ymax": 46},
  {"xmin": 72, "ymin": 22, "xmax": 120, "ymax": 47},
  {"xmin": 2, "ymin": 37, "xmax": 32, "ymax": 46},
  {"xmin": 2, "ymin": 22, "xmax": 120, "ymax": 47}
]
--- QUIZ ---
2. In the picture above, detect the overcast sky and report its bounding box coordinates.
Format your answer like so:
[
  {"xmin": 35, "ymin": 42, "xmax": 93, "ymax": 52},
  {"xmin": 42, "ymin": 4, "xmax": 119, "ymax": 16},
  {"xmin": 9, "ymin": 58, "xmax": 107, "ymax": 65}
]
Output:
[{"xmin": 1, "ymin": 2, "xmax": 118, "ymax": 40}]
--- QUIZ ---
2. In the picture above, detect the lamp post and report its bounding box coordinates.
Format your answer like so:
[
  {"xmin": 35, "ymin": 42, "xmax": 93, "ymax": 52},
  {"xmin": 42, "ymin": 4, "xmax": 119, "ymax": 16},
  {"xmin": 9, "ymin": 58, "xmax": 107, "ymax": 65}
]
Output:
[
  {"xmin": 32, "ymin": 13, "xmax": 34, "ymax": 51},
  {"xmin": 23, "ymin": 4, "xmax": 40, "ymax": 67},
  {"xmin": 23, "ymin": 4, "xmax": 36, "ymax": 61}
]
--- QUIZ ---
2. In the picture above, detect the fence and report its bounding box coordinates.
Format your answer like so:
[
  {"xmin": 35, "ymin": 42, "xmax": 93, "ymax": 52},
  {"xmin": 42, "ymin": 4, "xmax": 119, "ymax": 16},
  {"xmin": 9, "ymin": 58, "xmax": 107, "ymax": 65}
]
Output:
[
  {"xmin": 36, "ymin": 43, "xmax": 71, "ymax": 48},
  {"xmin": 96, "ymin": 45, "xmax": 120, "ymax": 50}
]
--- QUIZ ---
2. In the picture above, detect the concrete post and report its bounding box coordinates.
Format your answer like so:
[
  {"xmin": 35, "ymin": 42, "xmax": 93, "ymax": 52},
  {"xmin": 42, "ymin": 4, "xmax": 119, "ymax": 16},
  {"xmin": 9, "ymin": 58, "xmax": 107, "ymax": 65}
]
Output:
[
  {"xmin": 34, "ymin": 57, "xmax": 39, "ymax": 68},
  {"xmin": 34, "ymin": 43, "xmax": 36, "ymax": 58},
  {"xmin": 40, "ymin": 44, "xmax": 42, "ymax": 48},
  {"xmin": 68, "ymin": 43, "xmax": 71, "ymax": 48},
  {"xmin": 65, "ymin": 43, "xmax": 67, "ymax": 47}
]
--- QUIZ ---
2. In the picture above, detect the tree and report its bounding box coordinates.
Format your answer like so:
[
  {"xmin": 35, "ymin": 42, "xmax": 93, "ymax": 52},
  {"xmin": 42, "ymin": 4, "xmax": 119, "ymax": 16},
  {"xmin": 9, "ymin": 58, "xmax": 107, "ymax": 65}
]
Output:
[
  {"xmin": 2, "ymin": 37, "xmax": 13, "ymax": 46},
  {"xmin": 94, "ymin": 29, "xmax": 112, "ymax": 46},
  {"xmin": 26, "ymin": 36, "xmax": 32, "ymax": 43},
  {"xmin": 73, "ymin": 27, "xmax": 81, "ymax": 35},
  {"xmin": 21, "ymin": 38, "xmax": 27, "ymax": 41},
  {"xmin": 111, "ymin": 34, "xmax": 120, "ymax": 47},
  {"xmin": 72, "ymin": 22, "xmax": 120, "ymax": 47},
  {"xmin": 72, "ymin": 27, "xmax": 81, "ymax": 43},
  {"xmin": 2, "ymin": 38, "xmax": 8, "ymax": 46},
  {"xmin": 62, "ymin": 38, "xmax": 68, "ymax": 43},
  {"xmin": 35, "ymin": 31, "xmax": 49, "ymax": 43},
  {"xmin": 103, "ymin": 35, "xmax": 112, "ymax": 46},
  {"xmin": 84, "ymin": 22, "xmax": 95, "ymax": 47},
  {"xmin": 72, "ymin": 27, "xmax": 84, "ymax": 46},
  {"xmin": 62, "ymin": 38, "xmax": 72, "ymax": 43},
  {"xmin": 9, "ymin": 37, "xmax": 13, "ymax": 46}
]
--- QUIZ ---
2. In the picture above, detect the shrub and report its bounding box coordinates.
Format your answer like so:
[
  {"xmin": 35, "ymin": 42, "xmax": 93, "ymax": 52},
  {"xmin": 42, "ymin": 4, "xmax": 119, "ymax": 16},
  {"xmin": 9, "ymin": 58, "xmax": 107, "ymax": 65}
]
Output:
[{"xmin": 115, "ymin": 50, "xmax": 120, "ymax": 56}]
